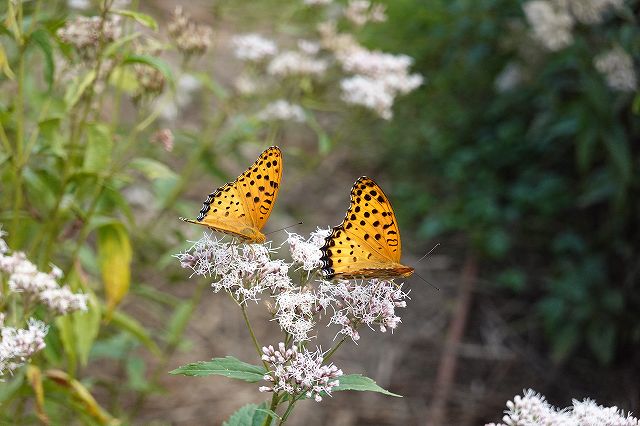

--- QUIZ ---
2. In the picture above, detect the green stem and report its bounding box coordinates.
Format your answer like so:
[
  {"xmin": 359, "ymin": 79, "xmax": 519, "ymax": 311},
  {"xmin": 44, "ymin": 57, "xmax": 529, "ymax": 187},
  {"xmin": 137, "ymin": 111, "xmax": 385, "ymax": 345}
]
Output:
[
  {"xmin": 261, "ymin": 392, "xmax": 281, "ymax": 426},
  {"xmin": 323, "ymin": 335, "xmax": 348, "ymax": 364},
  {"xmin": 277, "ymin": 396, "xmax": 300, "ymax": 425},
  {"xmin": 232, "ymin": 294, "xmax": 270, "ymax": 370}
]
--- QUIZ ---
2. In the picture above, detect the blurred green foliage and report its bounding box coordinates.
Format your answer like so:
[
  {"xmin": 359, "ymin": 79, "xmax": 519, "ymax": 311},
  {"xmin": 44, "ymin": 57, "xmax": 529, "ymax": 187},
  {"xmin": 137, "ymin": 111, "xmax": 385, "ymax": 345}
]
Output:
[{"xmin": 369, "ymin": 0, "xmax": 640, "ymax": 364}]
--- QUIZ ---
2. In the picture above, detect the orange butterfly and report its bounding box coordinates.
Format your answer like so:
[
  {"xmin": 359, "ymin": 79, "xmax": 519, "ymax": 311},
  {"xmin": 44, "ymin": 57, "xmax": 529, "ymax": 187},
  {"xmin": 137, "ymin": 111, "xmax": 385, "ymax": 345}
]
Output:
[
  {"xmin": 180, "ymin": 146, "xmax": 282, "ymax": 244},
  {"xmin": 320, "ymin": 176, "xmax": 414, "ymax": 279}
]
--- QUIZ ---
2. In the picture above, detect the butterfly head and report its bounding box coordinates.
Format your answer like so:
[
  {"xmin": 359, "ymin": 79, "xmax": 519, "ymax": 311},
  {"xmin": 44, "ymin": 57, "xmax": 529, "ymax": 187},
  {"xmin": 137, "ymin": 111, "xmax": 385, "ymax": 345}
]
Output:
[{"xmin": 241, "ymin": 227, "xmax": 267, "ymax": 244}]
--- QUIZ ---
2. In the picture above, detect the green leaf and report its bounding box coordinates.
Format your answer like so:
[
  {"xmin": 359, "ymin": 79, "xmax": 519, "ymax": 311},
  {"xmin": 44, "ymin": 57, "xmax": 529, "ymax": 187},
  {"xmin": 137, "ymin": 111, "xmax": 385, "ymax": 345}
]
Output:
[
  {"xmin": 333, "ymin": 374, "xmax": 402, "ymax": 397},
  {"xmin": 122, "ymin": 54, "xmax": 174, "ymax": 89},
  {"xmin": 29, "ymin": 29, "xmax": 55, "ymax": 89},
  {"xmin": 223, "ymin": 403, "xmax": 269, "ymax": 426},
  {"xmin": 131, "ymin": 157, "xmax": 178, "ymax": 181},
  {"xmin": 126, "ymin": 356, "xmax": 150, "ymax": 391},
  {"xmin": 65, "ymin": 70, "xmax": 97, "ymax": 109},
  {"xmin": 602, "ymin": 126, "xmax": 632, "ymax": 184},
  {"xmin": 84, "ymin": 124, "xmax": 113, "ymax": 174},
  {"xmin": 56, "ymin": 315, "xmax": 78, "ymax": 374},
  {"xmin": 103, "ymin": 32, "xmax": 142, "ymax": 58},
  {"xmin": 164, "ymin": 301, "xmax": 194, "ymax": 347},
  {"xmin": 73, "ymin": 291, "xmax": 102, "ymax": 366},
  {"xmin": 170, "ymin": 356, "xmax": 267, "ymax": 382},
  {"xmin": 97, "ymin": 222, "xmax": 132, "ymax": 317},
  {"xmin": 111, "ymin": 9, "xmax": 158, "ymax": 30},
  {"xmin": 109, "ymin": 309, "xmax": 162, "ymax": 357}
]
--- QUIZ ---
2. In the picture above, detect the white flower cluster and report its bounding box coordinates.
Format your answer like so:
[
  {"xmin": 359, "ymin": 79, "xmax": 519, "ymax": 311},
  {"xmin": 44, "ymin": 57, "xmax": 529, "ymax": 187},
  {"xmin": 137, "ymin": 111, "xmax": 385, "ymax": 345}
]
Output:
[
  {"xmin": 267, "ymin": 50, "xmax": 328, "ymax": 78},
  {"xmin": 177, "ymin": 231, "xmax": 411, "ymax": 342},
  {"xmin": 319, "ymin": 21, "xmax": 423, "ymax": 119},
  {"xmin": 232, "ymin": 33, "xmax": 278, "ymax": 62},
  {"xmin": 304, "ymin": 0, "xmax": 332, "ymax": 5},
  {"xmin": 594, "ymin": 48, "xmax": 637, "ymax": 93},
  {"xmin": 523, "ymin": 1, "xmax": 574, "ymax": 51},
  {"xmin": 274, "ymin": 289, "xmax": 320, "ymax": 342},
  {"xmin": 486, "ymin": 389, "xmax": 640, "ymax": 426},
  {"xmin": 259, "ymin": 343, "xmax": 342, "ymax": 402},
  {"xmin": 257, "ymin": 100, "xmax": 306, "ymax": 123},
  {"xmin": 168, "ymin": 6, "xmax": 213, "ymax": 56},
  {"xmin": 320, "ymin": 279, "xmax": 408, "ymax": 341},
  {"xmin": 57, "ymin": 15, "xmax": 122, "ymax": 56},
  {"xmin": 344, "ymin": 0, "xmax": 387, "ymax": 27},
  {"xmin": 287, "ymin": 228, "xmax": 331, "ymax": 271},
  {"xmin": 0, "ymin": 243, "xmax": 88, "ymax": 316},
  {"xmin": 523, "ymin": 0, "xmax": 623, "ymax": 52},
  {"xmin": 175, "ymin": 233, "xmax": 293, "ymax": 302},
  {"xmin": 558, "ymin": 0, "xmax": 624, "ymax": 24},
  {"xmin": 1, "ymin": 317, "xmax": 48, "ymax": 377}
]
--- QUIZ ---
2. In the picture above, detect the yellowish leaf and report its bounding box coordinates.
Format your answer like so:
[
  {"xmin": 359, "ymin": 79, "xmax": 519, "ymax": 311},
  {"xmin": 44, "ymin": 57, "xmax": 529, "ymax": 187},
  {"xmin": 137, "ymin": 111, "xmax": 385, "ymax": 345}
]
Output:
[{"xmin": 97, "ymin": 223, "xmax": 132, "ymax": 320}]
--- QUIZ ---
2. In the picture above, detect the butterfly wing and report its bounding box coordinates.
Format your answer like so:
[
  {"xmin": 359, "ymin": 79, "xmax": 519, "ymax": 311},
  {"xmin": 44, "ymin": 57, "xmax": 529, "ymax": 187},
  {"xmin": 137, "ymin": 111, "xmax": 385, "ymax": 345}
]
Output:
[
  {"xmin": 181, "ymin": 146, "xmax": 282, "ymax": 243},
  {"xmin": 320, "ymin": 176, "xmax": 414, "ymax": 279}
]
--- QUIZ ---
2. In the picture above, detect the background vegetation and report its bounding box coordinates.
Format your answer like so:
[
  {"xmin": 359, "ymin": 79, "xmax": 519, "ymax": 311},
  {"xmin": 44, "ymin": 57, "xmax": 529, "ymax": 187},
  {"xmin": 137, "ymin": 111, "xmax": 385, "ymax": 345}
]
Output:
[{"xmin": 1, "ymin": 0, "xmax": 638, "ymax": 424}]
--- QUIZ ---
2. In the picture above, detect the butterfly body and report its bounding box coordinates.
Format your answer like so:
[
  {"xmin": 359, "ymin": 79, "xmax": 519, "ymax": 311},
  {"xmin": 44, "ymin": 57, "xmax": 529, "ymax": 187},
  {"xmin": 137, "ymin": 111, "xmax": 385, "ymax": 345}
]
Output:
[
  {"xmin": 320, "ymin": 176, "xmax": 414, "ymax": 280},
  {"xmin": 180, "ymin": 146, "xmax": 282, "ymax": 244}
]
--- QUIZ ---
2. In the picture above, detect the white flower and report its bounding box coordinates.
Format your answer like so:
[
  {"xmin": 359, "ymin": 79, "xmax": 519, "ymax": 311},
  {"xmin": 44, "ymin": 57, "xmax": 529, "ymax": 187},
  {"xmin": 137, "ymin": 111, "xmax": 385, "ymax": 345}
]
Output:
[
  {"xmin": 57, "ymin": 16, "xmax": 123, "ymax": 55},
  {"xmin": 594, "ymin": 47, "xmax": 637, "ymax": 93},
  {"xmin": 523, "ymin": 1, "xmax": 574, "ymax": 51},
  {"xmin": 557, "ymin": 0, "xmax": 624, "ymax": 24},
  {"xmin": 304, "ymin": 0, "xmax": 332, "ymax": 5},
  {"xmin": 320, "ymin": 279, "xmax": 409, "ymax": 341},
  {"xmin": 267, "ymin": 51, "xmax": 328, "ymax": 78},
  {"xmin": 39, "ymin": 286, "xmax": 88, "ymax": 315},
  {"xmin": 274, "ymin": 289, "xmax": 318, "ymax": 341},
  {"xmin": 1, "ymin": 319, "xmax": 48, "ymax": 377},
  {"xmin": 260, "ymin": 343, "xmax": 342, "ymax": 402},
  {"xmin": 487, "ymin": 389, "xmax": 640, "ymax": 426},
  {"xmin": 495, "ymin": 62, "xmax": 524, "ymax": 92},
  {"xmin": 232, "ymin": 33, "xmax": 278, "ymax": 62},
  {"xmin": 175, "ymin": 233, "xmax": 293, "ymax": 303},
  {"xmin": 287, "ymin": 228, "xmax": 331, "ymax": 271},
  {"xmin": 67, "ymin": 0, "xmax": 91, "ymax": 10},
  {"xmin": 298, "ymin": 39, "xmax": 321, "ymax": 56},
  {"xmin": 344, "ymin": 0, "xmax": 387, "ymax": 27},
  {"xmin": 257, "ymin": 100, "xmax": 306, "ymax": 123},
  {"xmin": 572, "ymin": 398, "xmax": 640, "ymax": 426},
  {"xmin": 336, "ymin": 46, "xmax": 423, "ymax": 118},
  {"xmin": 0, "ymin": 227, "xmax": 7, "ymax": 254},
  {"xmin": 340, "ymin": 75, "xmax": 395, "ymax": 119},
  {"xmin": 157, "ymin": 73, "xmax": 202, "ymax": 121}
]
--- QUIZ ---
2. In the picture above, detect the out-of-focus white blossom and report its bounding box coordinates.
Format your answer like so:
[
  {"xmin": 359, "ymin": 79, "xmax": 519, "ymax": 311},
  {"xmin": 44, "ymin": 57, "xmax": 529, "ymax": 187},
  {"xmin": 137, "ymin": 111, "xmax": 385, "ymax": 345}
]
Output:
[
  {"xmin": 320, "ymin": 279, "xmax": 409, "ymax": 341},
  {"xmin": 0, "ymin": 246, "xmax": 88, "ymax": 316},
  {"xmin": 324, "ymin": 26, "xmax": 423, "ymax": 119},
  {"xmin": 594, "ymin": 48, "xmax": 637, "ymax": 93},
  {"xmin": 157, "ymin": 73, "xmax": 202, "ymax": 121},
  {"xmin": 1, "ymin": 319, "xmax": 48, "ymax": 377},
  {"xmin": 67, "ymin": 0, "xmax": 91, "ymax": 9},
  {"xmin": 344, "ymin": 0, "xmax": 387, "ymax": 27},
  {"xmin": 340, "ymin": 76, "xmax": 395, "ymax": 119},
  {"xmin": 175, "ymin": 233, "xmax": 293, "ymax": 303},
  {"xmin": 168, "ymin": 6, "xmax": 213, "ymax": 56},
  {"xmin": 287, "ymin": 228, "xmax": 331, "ymax": 271},
  {"xmin": 260, "ymin": 343, "xmax": 342, "ymax": 402},
  {"xmin": 257, "ymin": 100, "xmax": 306, "ymax": 123},
  {"xmin": 495, "ymin": 62, "xmax": 524, "ymax": 92},
  {"xmin": 274, "ymin": 289, "xmax": 319, "ymax": 341},
  {"xmin": 268, "ymin": 51, "xmax": 328, "ymax": 78},
  {"xmin": 234, "ymin": 74, "xmax": 263, "ymax": 95},
  {"xmin": 232, "ymin": 34, "xmax": 278, "ymax": 62},
  {"xmin": 523, "ymin": 1, "xmax": 574, "ymax": 51},
  {"xmin": 57, "ymin": 15, "xmax": 122, "ymax": 57},
  {"xmin": 39, "ymin": 286, "xmax": 89, "ymax": 316},
  {"xmin": 298, "ymin": 39, "xmax": 321, "ymax": 56},
  {"xmin": 557, "ymin": 0, "xmax": 624, "ymax": 24},
  {"xmin": 0, "ymin": 227, "xmax": 8, "ymax": 255},
  {"xmin": 486, "ymin": 389, "xmax": 640, "ymax": 426},
  {"xmin": 304, "ymin": 0, "xmax": 333, "ymax": 5}
]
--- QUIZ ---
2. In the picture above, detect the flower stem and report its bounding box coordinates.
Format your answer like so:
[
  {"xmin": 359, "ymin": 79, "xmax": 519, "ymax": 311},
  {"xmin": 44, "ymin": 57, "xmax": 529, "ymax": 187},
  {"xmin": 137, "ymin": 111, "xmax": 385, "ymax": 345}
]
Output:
[{"xmin": 322, "ymin": 335, "xmax": 348, "ymax": 364}]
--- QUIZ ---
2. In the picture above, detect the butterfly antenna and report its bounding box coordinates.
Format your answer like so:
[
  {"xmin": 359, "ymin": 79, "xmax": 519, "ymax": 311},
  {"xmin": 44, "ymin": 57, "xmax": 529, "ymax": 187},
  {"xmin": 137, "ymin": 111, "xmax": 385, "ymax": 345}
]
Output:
[
  {"xmin": 265, "ymin": 221, "xmax": 304, "ymax": 236},
  {"xmin": 417, "ymin": 243, "xmax": 441, "ymax": 263},
  {"xmin": 414, "ymin": 272, "xmax": 440, "ymax": 291}
]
